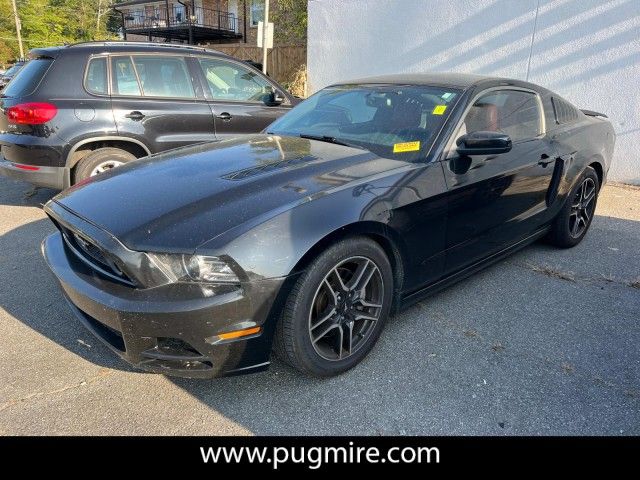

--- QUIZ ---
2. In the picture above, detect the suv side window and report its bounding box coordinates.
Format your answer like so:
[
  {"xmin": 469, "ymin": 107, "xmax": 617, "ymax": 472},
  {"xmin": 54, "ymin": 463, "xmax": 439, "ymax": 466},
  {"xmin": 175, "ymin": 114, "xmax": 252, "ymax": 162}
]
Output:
[
  {"xmin": 85, "ymin": 57, "xmax": 108, "ymax": 95},
  {"xmin": 111, "ymin": 56, "xmax": 141, "ymax": 96},
  {"xmin": 458, "ymin": 89, "xmax": 543, "ymax": 143},
  {"xmin": 198, "ymin": 58, "xmax": 273, "ymax": 103},
  {"xmin": 131, "ymin": 55, "xmax": 195, "ymax": 99},
  {"xmin": 110, "ymin": 55, "xmax": 195, "ymax": 98}
]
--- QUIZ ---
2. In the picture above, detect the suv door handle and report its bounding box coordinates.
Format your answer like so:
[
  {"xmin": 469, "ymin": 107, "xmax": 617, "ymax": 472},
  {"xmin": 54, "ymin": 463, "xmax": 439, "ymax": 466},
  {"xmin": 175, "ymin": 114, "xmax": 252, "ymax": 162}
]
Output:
[
  {"xmin": 216, "ymin": 112, "xmax": 232, "ymax": 121},
  {"xmin": 538, "ymin": 153, "xmax": 554, "ymax": 167},
  {"xmin": 124, "ymin": 111, "xmax": 145, "ymax": 121}
]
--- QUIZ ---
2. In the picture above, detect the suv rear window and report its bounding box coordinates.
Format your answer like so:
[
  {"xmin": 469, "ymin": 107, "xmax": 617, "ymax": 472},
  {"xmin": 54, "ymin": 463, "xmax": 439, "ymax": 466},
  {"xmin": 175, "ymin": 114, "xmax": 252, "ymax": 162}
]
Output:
[{"xmin": 2, "ymin": 58, "xmax": 53, "ymax": 97}]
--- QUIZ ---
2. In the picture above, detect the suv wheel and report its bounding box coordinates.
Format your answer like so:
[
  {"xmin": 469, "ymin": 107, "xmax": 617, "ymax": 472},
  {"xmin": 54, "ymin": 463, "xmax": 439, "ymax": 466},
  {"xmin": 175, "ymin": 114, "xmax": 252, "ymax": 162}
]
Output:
[{"xmin": 73, "ymin": 147, "xmax": 136, "ymax": 184}]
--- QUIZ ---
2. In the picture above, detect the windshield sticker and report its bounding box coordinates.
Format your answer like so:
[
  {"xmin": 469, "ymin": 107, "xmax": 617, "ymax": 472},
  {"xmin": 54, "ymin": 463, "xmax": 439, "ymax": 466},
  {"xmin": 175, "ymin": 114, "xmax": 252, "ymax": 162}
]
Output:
[
  {"xmin": 432, "ymin": 105, "xmax": 447, "ymax": 115},
  {"xmin": 393, "ymin": 141, "xmax": 421, "ymax": 153},
  {"xmin": 441, "ymin": 92, "xmax": 454, "ymax": 100}
]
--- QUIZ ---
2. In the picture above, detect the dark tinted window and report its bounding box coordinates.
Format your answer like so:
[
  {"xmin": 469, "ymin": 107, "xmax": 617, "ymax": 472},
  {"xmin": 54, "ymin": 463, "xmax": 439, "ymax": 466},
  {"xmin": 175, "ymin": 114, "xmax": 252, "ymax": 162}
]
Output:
[
  {"xmin": 85, "ymin": 57, "xmax": 108, "ymax": 95},
  {"xmin": 459, "ymin": 90, "xmax": 542, "ymax": 143},
  {"xmin": 111, "ymin": 56, "xmax": 141, "ymax": 96},
  {"xmin": 3, "ymin": 59, "xmax": 53, "ymax": 97},
  {"xmin": 198, "ymin": 58, "xmax": 273, "ymax": 102},
  {"xmin": 132, "ymin": 56, "xmax": 195, "ymax": 98}
]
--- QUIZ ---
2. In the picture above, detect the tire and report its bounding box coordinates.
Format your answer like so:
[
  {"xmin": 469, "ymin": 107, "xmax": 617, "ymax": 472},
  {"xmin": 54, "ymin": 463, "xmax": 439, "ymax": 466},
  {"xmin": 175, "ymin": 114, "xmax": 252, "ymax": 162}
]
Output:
[
  {"xmin": 547, "ymin": 166, "xmax": 600, "ymax": 248},
  {"xmin": 274, "ymin": 236, "xmax": 394, "ymax": 377},
  {"xmin": 73, "ymin": 147, "xmax": 136, "ymax": 184}
]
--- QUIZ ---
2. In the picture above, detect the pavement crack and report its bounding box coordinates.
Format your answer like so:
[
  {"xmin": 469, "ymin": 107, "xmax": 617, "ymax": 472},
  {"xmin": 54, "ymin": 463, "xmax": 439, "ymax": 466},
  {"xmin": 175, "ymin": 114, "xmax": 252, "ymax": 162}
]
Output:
[
  {"xmin": 0, "ymin": 368, "xmax": 113, "ymax": 413},
  {"xmin": 509, "ymin": 261, "xmax": 640, "ymax": 290}
]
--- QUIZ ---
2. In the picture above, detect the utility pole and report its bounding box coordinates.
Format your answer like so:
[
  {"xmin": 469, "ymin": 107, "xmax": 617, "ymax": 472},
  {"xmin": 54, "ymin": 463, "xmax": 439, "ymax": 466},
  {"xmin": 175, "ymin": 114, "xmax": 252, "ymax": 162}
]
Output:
[
  {"xmin": 261, "ymin": 0, "xmax": 269, "ymax": 74},
  {"xmin": 96, "ymin": 0, "xmax": 103, "ymax": 39},
  {"xmin": 10, "ymin": 0, "xmax": 24, "ymax": 59}
]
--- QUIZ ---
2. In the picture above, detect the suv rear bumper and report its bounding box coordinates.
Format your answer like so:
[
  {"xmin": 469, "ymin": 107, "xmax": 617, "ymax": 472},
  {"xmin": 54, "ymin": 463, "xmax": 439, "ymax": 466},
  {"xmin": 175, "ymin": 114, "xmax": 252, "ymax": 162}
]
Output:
[{"xmin": 0, "ymin": 158, "xmax": 66, "ymax": 189}]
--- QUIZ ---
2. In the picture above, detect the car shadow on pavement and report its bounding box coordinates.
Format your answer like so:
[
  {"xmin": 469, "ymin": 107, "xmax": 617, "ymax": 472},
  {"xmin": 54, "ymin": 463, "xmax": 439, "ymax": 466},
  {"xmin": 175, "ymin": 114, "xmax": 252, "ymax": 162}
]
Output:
[{"xmin": 0, "ymin": 216, "xmax": 140, "ymax": 373}]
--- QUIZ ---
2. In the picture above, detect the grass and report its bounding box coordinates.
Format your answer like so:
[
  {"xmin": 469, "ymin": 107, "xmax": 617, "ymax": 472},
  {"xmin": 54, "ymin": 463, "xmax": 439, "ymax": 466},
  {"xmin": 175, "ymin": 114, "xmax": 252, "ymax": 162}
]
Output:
[{"xmin": 526, "ymin": 263, "xmax": 576, "ymax": 282}]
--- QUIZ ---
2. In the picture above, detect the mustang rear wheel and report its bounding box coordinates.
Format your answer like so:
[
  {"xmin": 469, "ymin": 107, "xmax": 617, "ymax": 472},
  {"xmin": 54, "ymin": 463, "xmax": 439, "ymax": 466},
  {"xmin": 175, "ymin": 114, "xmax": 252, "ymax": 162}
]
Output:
[
  {"xmin": 547, "ymin": 166, "xmax": 599, "ymax": 248},
  {"xmin": 275, "ymin": 237, "xmax": 393, "ymax": 377}
]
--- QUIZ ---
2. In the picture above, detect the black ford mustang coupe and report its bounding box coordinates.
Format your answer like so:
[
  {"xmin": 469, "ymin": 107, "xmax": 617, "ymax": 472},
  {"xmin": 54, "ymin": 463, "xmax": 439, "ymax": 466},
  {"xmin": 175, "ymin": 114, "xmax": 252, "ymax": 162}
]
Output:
[{"xmin": 42, "ymin": 73, "xmax": 615, "ymax": 378}]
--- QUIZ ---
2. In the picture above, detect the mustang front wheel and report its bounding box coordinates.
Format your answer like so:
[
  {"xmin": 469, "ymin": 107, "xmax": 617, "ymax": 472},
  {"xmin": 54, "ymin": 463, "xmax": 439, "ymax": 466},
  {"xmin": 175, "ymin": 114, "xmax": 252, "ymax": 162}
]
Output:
[{"xmin": 275, "ymin": 237, "xmax": 393, "ymax": 376}]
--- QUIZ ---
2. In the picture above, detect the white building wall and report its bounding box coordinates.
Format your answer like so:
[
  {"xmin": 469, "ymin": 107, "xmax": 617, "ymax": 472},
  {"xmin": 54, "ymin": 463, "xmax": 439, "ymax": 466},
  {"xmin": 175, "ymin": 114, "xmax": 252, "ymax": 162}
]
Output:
[{"xmin": 308, "ymin": 0, "xmax": 640, "ymax": 184}]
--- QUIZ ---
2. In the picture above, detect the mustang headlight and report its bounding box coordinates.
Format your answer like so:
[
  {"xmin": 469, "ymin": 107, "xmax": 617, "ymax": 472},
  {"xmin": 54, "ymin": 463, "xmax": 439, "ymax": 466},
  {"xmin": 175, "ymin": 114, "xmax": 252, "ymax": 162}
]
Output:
[{"xmin": 146, "ymin": 253, "xmax": 240, "ymax": 284}]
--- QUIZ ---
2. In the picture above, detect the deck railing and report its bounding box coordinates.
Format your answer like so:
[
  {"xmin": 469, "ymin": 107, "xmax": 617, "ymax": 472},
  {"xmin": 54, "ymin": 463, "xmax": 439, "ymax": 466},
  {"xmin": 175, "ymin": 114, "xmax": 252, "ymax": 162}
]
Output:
[{"xmin": 124, "ymin": 6, "xmax": 238, "ymax": 32}]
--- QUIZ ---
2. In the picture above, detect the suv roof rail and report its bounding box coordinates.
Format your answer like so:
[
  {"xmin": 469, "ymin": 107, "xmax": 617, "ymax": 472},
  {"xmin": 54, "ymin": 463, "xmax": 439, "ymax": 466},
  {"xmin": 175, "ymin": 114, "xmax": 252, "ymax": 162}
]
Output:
[{"xmin": 65, "ymin": 40, "xmax": 222, "ymax": 54}]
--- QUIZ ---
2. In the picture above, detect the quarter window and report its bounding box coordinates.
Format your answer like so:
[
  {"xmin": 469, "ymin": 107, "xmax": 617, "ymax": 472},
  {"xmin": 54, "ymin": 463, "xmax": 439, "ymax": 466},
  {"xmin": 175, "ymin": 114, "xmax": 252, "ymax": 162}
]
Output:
[
  {"xmin": 459, "ymin": 90, "xmax": 543, "ymax": 143},
  {"xmin": 552, "ymin": 97, "xmax": 581, "ymax": 124},
  {"xmin": 198, "ymin": 58, "xmax": 273, "ymax": 103},
  {"xmin": 85, "ymin": 57, "xmax": 108, "ymax": 95}
]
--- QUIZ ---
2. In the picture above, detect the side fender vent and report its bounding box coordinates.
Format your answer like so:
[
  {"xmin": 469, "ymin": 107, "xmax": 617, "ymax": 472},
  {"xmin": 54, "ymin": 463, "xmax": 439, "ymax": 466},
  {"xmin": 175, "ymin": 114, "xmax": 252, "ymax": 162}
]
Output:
[{"xmin": 546, "ymin": 157, "xmax": 565, "ymax": 206}]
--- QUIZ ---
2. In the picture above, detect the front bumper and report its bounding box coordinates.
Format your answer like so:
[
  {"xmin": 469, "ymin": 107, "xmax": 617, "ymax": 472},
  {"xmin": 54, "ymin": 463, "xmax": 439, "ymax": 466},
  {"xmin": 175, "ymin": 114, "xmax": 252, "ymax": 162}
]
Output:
[
  {"xmin": 42, "ymin": 232, "xmax": 286, "ymax": 378},
  {"xmin": 0, "ymin": 158, "xmax": 67, "ymax": 189}
]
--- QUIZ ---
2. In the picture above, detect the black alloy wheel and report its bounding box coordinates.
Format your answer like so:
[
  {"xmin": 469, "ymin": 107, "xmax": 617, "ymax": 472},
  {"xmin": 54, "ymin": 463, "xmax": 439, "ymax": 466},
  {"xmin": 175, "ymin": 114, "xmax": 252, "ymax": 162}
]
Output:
[
  {"xmin": 569, "ymin": 177, "xmax": 597, "ymax": 238},
  {"xmin": 308, "ymin": 256, "xmax": 384, "ymax": 361},
  {"xmin": 274, "ymin": 237, "xmax": 393, "ymax": 377}
]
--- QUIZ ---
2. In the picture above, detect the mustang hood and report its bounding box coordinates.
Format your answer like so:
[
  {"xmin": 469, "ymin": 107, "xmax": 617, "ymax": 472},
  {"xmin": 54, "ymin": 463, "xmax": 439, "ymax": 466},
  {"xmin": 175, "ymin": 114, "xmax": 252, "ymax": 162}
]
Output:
[{"xmin": 52, "ymin": 135, "xmax": 408, "ymax": 252}]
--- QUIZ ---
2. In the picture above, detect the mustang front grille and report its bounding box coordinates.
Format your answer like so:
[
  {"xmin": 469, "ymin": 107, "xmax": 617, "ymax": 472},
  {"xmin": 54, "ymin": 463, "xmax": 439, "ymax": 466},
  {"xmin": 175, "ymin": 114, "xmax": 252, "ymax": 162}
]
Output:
[{"xmin": 61, "ymin": 227, "xmax": 135, "ymax": 287}]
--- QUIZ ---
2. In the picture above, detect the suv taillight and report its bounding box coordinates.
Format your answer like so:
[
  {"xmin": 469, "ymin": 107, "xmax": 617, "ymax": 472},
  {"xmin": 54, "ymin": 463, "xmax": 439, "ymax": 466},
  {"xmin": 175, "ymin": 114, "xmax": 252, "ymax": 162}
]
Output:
[{"xmin": 6, "ymin": 102, "xmax": 57, "ymax": 125}]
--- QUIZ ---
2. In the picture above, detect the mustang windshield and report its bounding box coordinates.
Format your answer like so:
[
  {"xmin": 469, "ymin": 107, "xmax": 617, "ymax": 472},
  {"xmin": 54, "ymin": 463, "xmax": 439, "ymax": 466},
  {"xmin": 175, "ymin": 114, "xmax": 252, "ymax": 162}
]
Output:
[{"xmin": 268, "ymin": 85, "xmax": 460, "ymax": 161}]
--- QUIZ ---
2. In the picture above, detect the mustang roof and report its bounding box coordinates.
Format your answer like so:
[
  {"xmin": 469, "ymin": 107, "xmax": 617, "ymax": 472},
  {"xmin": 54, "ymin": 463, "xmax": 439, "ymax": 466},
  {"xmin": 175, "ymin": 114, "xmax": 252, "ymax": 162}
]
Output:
[{"xmin": 332, "ymin": 73, "xmax": 518, "ymax": 89}]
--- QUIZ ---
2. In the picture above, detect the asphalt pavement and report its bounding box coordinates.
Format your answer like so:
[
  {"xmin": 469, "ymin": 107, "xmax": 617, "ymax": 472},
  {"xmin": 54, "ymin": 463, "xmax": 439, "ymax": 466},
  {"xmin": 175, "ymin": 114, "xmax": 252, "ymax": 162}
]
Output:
[{"xmin": 0, "ymin": 176, "xmax": 638, "ymax": 435}]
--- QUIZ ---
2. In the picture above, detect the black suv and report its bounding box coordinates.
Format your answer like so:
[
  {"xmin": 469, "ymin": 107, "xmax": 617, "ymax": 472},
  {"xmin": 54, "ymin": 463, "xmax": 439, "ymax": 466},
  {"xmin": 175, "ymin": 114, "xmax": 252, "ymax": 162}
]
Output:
[
  {"xmin": 0, "ymin": 60, "xmax": 26, "ymax": 91},
  {"xmin": 0, "ymin": 42, "xmax": 296, "ymax": 189}
]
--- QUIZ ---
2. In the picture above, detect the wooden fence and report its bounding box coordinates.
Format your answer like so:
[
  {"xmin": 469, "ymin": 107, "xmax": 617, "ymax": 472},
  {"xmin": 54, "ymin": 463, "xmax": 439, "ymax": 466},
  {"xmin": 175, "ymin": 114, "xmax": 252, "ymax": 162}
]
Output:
[{"xmin": 205, "ymin": 43, "xmax": 306, "ymax": 87}]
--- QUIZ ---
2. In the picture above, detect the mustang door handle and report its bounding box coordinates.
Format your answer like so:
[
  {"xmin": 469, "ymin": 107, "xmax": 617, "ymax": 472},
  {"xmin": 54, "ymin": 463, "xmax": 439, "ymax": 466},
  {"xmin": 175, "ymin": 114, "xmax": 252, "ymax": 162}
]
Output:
[
  {"xmin": 124, "ymin": 111, "xmax": 145, "ymax": 121},
  {"xmin": 216, "ymin": 112, "xmax": 232, "ymax": 121},
  {"xmin": 538, "ymin": 154, "xmax": 555, "ymax": 167}
]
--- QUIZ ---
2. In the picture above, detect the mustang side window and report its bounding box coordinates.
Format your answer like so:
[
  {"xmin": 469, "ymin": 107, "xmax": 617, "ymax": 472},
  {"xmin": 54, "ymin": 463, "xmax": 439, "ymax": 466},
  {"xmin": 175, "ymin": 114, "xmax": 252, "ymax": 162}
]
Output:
[{"xmin": 458, "ymin": 90, "xmax": 542, "ymax": 144}]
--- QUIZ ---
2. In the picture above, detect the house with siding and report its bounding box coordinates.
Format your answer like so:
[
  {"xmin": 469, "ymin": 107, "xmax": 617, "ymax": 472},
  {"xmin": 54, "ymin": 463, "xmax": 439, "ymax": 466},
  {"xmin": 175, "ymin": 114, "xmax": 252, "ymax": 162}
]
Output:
[{"xmin": 113, "ymin": 0, "xmax": 272, "ymax": 45}]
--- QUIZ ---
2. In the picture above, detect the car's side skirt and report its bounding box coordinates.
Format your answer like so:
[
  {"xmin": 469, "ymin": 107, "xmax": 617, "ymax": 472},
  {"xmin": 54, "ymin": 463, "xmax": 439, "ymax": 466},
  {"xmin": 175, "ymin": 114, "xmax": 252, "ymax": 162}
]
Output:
[{"xmin": 399, "ymin": 226, "xmax": 551, "ymax": 310}]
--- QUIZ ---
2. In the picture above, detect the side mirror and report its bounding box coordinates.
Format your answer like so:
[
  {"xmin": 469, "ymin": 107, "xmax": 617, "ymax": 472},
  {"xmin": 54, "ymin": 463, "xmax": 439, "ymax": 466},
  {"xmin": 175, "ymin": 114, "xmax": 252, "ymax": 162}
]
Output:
[
  {"xmin": 264, "ymin": 88, "xmax": 285, "ymax": 106},
  {"xmin": 456, "ymin": 131, "xmax": 512, "ymax": 156}
]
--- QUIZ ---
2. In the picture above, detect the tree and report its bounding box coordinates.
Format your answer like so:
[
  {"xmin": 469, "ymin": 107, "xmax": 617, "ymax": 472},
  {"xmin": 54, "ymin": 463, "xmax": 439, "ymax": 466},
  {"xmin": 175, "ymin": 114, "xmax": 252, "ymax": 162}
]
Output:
[
  {"xmin": 272, "ymin": 0, "xmax": 307, "ymax": 44},
  {"xmin": 0, "ymin": 0, "xmax": 117, "ymax": 65}
]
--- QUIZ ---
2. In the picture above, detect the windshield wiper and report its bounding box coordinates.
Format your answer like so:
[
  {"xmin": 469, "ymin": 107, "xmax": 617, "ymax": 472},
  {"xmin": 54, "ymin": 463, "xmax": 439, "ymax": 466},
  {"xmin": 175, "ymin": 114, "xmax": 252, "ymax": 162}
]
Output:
[{"xmin": 299, "ymin": 133, "xmax": 366, "ymax": 150}]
